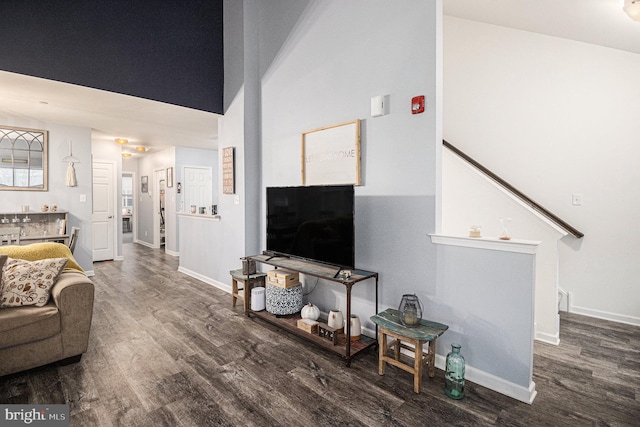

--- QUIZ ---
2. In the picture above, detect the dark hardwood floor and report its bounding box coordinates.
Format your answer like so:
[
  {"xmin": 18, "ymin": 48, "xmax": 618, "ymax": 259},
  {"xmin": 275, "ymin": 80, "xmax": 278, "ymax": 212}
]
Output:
[{"xmin": 1, "ymin": 243, "xmax": 639, "ymax": 426}]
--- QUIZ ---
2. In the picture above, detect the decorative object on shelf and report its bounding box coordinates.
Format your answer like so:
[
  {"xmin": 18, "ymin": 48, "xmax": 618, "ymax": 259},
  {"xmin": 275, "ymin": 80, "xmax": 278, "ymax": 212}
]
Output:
[
  {"xmin": 50, "ymin": 204, "xmax": 57, "ymax": 212},
  {"xmin": 327, "ymin": 309, "xmax": 344, "ymax": 333},
  {"xmin": 297, "ymin": 318, "xmax": 319, "ymax": 334},
  {"xmin": 41, "ymin": 204, "xmax": 49, "ymax": 212},
  {"xmin": 445, "ymin": 343, "xmax": 466, "ymax": 400},
  {"xmin": 349, "ymin": 314, "xmax": 361, "ymax": 341},
  {"xmin": 190, "ymin": 205, "xmax": 196, "ymax": 214},
  {"xmin": 21, "ymin": 205, "xmax": 29, "ymax": 213},
  {"xmin": 318, "ymin": 322, "xmax": 339, "ymax": 345},
  {"xmin": 337, "ymin": 269, "xmax": 352, "ymax": 280},
  {"xmin": 468, "ymin": 225, "xmax": 481, "ymax": 238},
  {"xmin": 398, "ymin": 294, "xmax": 423, "ymax": 327},
  {"xmin": 141, "ymin": 176, "xmax": 148, "ymax": 193},
  {"xmin": 212, "ymin": 205, "xmax": 217, "ymax": 215},
  {"xmin": 302, "ymin": 119, "xmax": 361, "ymax": 186},
  {"xmin": 62, "ymin": 140, "xmax": 79, "ymax": 187},
  {"xmin": 56, "ymin": 219, "xmax": 66, "ymax": 235},
  {"xmin": 301, "ymin": 303, "xmax": 320, "ymax": 321},
  {"xmin": 267, "ymin": 269, "xmax": 300, "ymax": 288},
  {"xmin": 499, "ymin": 217, "xmax": 512, "ymax": 240},
  {"xmin": 265, "ymin": 283, "xmax": 303, "ymax": 315},
  {"xmin": 242, "ymin": 258, "xmax": 256, "ymax": 275}
]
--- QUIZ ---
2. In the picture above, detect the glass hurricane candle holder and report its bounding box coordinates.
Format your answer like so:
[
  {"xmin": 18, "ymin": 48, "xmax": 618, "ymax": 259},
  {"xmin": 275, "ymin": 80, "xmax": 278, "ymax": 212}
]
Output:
[
  {"xmin": 398, "ymin": 294, "xmax": 423, "ymax": 327},
  {"xmin": 499, "ymin": 217, "xmax": 512, "ymax": 240}
]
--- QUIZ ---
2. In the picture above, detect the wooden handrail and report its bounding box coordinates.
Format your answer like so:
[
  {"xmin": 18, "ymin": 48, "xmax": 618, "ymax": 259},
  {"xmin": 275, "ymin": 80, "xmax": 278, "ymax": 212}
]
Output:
[{"xmin": 443, "ymin": 140, "xmax": 584, "ymax": 239}]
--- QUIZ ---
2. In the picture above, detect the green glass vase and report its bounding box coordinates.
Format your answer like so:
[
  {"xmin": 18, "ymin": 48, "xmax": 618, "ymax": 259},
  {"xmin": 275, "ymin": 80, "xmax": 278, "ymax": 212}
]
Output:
[{"xmin": 445, "ymin": 343, "xmax": 465, "ymax": 399}]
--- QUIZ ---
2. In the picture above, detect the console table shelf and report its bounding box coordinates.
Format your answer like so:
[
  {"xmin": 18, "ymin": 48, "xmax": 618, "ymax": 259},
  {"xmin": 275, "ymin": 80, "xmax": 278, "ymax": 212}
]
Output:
[
  {"xmin": 0, "ymin": 211, "xmax": 69, "ymax": 245},
  {"xmin": 245, "ymin": 254, "xmax": 379, "ymax": 366}
]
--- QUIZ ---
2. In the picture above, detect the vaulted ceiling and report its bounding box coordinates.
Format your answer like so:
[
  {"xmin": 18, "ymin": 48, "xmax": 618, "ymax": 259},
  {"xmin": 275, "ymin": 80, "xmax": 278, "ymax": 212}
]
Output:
[{"xmin": 1, "ymin": 1, "xmax": 638, "ymax": 152}]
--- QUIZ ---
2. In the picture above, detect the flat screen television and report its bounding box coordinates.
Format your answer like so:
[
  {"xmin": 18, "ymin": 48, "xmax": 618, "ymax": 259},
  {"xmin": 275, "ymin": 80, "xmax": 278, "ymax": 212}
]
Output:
[{"xmin": 266, "ymin": 185, "xmax": 355, "ymax": 268}]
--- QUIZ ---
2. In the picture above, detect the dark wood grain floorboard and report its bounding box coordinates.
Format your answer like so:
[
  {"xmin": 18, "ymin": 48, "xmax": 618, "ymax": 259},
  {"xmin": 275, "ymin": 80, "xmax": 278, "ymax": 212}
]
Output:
[{"xmin": 1, "ymin": 243, "xmax": 638, "ymax": 426}]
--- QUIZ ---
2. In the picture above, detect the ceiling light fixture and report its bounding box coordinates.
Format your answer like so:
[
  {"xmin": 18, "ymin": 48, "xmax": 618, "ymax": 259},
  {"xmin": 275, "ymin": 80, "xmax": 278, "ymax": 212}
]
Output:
[
  {"xmin": 135, "ymin": 146, "xmax": 149, "ymax": 152},
  {"xmin": 624, "ymin": 0, "xmax": 640, "ymax": 21},
  {"xmin": 122, "ymin": 152, "xmax": 132, "ymax": 158},
  {"xmin": 115, "ymin": 138, "xmax": 128, "ymax": 145}
]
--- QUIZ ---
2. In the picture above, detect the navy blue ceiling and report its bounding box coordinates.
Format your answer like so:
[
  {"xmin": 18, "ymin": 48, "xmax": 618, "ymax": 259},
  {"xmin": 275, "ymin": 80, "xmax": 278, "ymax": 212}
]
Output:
[{"xmin": 0, "ymin": 0, "xmax": 223, "ymax": 114}]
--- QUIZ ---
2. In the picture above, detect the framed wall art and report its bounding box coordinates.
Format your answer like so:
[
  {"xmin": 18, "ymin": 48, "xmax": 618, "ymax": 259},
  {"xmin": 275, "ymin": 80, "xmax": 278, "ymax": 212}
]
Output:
[
  {"xmin": 302, "ymin": 119, "xmax": 361, "ymax": 186},
  {"xmin": 141, "ymin": 175, "xmax": 148, "ymax": 193},
  {"xmin": 166, "ymin": 167, "xmax": 173, "ymax": 188},
  {"xmin": 222, "ymin": 146, "xmax": 235, "ymax": 194},
  {"xmin": 0, "ymin": 125, "xmax": 48, "ymax": 191}
]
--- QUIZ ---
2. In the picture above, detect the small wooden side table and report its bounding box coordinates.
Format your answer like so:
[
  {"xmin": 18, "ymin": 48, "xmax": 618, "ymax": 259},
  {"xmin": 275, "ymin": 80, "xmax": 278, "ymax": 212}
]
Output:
[
  {"xmin": 229, "ymin": 269, "xmax": 267, "ymax": 312},
  {"xmin": 370, "ymin": 308, "xmax": 449, "ymax": 393}
]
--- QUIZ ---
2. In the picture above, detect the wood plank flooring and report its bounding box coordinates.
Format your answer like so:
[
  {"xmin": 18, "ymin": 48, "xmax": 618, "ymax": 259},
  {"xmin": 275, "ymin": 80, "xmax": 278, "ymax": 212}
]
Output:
[{"xmin": 1, "ymin": 243, "xmax": 639, "ymax": 426}]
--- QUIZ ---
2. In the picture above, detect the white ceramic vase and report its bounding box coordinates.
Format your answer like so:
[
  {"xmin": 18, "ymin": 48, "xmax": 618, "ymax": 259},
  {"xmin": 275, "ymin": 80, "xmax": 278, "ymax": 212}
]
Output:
[
  {"xmin": 328, "ymin": 309, "xmax": 344, "ymax": 333},
  {"xmin": 349, "ymin": 314, "xmax": 361, "ymax": 341}
]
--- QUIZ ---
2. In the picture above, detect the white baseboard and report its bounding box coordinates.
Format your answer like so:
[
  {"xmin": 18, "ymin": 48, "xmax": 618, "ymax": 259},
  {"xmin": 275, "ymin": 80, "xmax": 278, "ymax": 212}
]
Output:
[
  {"xmin": 569, "ymin": 305, "xmax": 640, "ymax": 327},
  {"xmin": 134, "ymin": 240, "xmax": 155, "ymax": 249},
  {"xmin": 84, "ymin": 269, "xmax": 95, "ymax": 277},
  {"xmin": 434, "ymin": 354, "xmax": 536, "ymax": 404},
  {"xmin": 371, "ymin": 330, "xmax": 537, "ymax": 404},
  {"xmin": 165, "ymin": 249, "xmax": 179, "ymax": 257},
  {"xmin": 535, "ymin": 330, "xmax": 560, "ymax": 346},
  {"xmin": 177, "ymin": 266, "xmax": 231, "ymax": 294}
]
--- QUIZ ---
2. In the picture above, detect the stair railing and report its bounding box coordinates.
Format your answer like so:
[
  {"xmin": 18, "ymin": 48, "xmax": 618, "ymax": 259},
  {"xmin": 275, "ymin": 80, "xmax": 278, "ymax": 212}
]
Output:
[{"xmin": 443, "ymin": 140, "xmax": 584, "ymax": 239}]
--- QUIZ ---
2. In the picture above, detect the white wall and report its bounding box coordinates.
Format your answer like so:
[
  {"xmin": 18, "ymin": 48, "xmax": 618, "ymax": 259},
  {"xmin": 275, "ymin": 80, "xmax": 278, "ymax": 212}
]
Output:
[
  {"xmin": 216, "ymin": 0, "xmax": 540, "ymax": 402},
  {"xmin": 136, "ymin": 147, "xmax": 175, "ymax": 250},
  {"xmin": 1, "ymin": 115, "xmax": 93, "ymax": 272},
  {"xmin": 175, "ymin": 146, "xmax": 218, "ymax": 254},
  {"xmin": 442, "ymin": 149, "xmax": 565, "ymax": 344},
  {"xmin": 444, "ymin": 17, "xmax": 640, "ymax": 325},
  {"xmin": 433, "ymin": 241, "xmax": 537, "ymax": 402},
  {"xmin": 258, "ymin": 0, "xmax": 440, "ymax": 322}
]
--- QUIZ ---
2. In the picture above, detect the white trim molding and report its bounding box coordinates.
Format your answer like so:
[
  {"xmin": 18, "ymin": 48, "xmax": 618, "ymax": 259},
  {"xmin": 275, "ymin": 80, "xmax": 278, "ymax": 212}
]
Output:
[{"xmin": 430, "ymin": 234, "xmax": 541, "ymax": 254}]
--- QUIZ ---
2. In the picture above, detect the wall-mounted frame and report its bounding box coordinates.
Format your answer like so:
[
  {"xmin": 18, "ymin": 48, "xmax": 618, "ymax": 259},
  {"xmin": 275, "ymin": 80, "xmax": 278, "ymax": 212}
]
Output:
[
  {"xmin": 166, "ymin": 167, "xmax": 173, "ymax": 188},
  {"xmin": 302, "ymin": 119, "xmax": 361, "ymax": 186},
  {"xmin": 222, "ymin": 146, "xmax": 235, "ymax": 194},
  {"xmin": 141, "ymin": 175, "xmax": 148, "ymax": 193},
  {"xmin": 0, "ymin": 125, "xmax": 48, "ymax": 191}
]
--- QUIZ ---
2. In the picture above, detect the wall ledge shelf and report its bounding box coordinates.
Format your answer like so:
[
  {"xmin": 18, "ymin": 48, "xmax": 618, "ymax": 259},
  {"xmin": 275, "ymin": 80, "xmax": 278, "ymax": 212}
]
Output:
[
  {"xmin": 177, "ymin": 213, "xmax": 221, "ymax": 221},
  {"xmin": 429, "ymin": 234, "xmax": 541, "ymax": 254}
]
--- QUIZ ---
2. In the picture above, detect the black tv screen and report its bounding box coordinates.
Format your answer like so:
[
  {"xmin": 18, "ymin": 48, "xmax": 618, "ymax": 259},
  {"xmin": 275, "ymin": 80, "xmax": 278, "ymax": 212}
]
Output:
[{"xmin": 266, "ymin": 185, "xmax": 355, "ymax": 268}]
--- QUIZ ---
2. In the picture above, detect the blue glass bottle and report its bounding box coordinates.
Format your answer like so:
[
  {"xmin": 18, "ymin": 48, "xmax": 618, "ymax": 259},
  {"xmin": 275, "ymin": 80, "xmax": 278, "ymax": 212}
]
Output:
[{"xmin": 445, "ymin": 343, "xmax": 465, "ymax": 399}]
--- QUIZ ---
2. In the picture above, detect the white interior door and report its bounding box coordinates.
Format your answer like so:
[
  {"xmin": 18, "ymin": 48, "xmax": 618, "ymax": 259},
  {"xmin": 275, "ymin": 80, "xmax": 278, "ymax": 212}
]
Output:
[
  {"xmin": 92, "ymin": 161, "xmax": 115, "ymax": 261},
  {"xmin": 183, "ymin": 167, "xmax": 212, "ymax": 211}
]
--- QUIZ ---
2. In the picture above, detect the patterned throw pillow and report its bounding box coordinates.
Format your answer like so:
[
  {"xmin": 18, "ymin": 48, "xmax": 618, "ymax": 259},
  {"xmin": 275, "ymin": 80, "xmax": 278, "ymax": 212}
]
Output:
[{"xmin": 0, "ymin": 257, "xmax": 68, "ymax": 307}]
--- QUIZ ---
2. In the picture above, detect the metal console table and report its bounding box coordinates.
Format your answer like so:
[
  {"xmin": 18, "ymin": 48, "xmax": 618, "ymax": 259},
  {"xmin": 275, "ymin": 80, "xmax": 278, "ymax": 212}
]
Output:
[{"xmin": 245, "ymin": 253, "xmax": 378, "ymax": 367}]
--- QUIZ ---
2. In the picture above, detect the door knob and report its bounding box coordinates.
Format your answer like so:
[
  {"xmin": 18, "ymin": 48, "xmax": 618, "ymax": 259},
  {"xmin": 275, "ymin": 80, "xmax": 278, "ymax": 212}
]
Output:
[{"xmin": 108, "ymin": 215, "xmax": 113, "ymax": 219}]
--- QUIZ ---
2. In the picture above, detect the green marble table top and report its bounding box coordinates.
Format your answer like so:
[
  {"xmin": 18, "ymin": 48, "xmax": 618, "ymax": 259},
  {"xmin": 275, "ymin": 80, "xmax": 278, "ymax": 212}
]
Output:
[{"xmin": 370, "ymin": 308, "xmax": 448, "ymax": 341}]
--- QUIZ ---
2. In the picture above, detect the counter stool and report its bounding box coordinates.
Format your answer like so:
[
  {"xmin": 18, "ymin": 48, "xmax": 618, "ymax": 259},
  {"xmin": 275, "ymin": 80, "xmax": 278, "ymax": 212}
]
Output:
[
  {"xmin": 370, "ymin": 308, "xmax": 448, "ymax": 393},
  {"xmin": 229, "ymin": 269, "xmax": 267, "ymax": 312}
]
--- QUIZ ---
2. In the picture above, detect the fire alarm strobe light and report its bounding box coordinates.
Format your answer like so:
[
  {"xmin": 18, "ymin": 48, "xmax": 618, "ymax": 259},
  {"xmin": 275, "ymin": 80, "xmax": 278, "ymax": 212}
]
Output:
[{"xmin": 411, "ymin": 95, "xmax": 425, "ymax": 114}]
